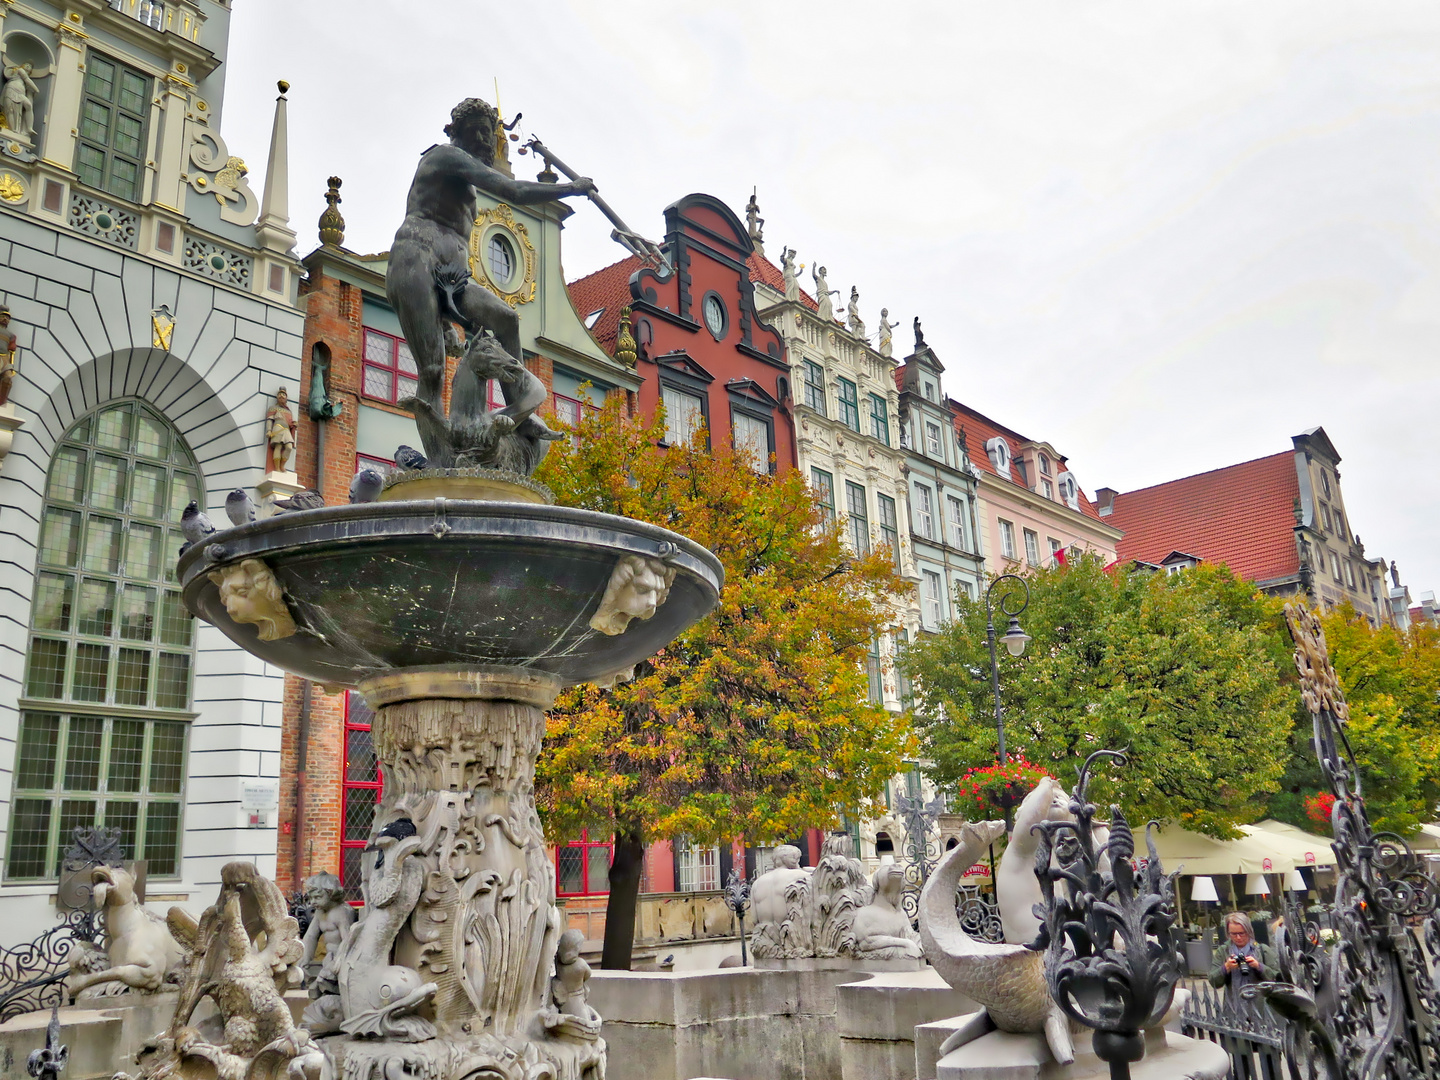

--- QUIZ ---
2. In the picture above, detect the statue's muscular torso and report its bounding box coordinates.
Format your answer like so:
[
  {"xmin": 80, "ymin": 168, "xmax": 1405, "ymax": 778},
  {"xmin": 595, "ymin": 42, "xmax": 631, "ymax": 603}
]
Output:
[{"xmin": 395, "ymin": 145, "xmax": 488, "ymax": 251}]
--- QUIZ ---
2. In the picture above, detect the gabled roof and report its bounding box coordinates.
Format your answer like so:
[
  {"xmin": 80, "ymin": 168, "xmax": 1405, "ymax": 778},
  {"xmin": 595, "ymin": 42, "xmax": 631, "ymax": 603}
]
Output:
[
  {"xmin": 655, "ymin": 350, "xmax": 715, "ymax": 383},
  {"xmin": 725, "ymin": 377, "xmax": 780, "ymax": 408},
  {"xmin": 567, "ymin": 255, "xmax": 644, "ymax": 355},
  {"xmin": 1107, "ymin": 451, "xmax": 1301, "ymax": 582},
  {"xmin": 948, "ymin": 399, "xmax": 1106, "ymax": 523}
]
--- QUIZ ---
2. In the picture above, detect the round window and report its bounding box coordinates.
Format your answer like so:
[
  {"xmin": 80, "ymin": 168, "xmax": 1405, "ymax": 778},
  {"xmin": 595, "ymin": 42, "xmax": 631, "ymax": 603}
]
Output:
[
  {"xmin": 703, "ymin": 295, "xmax": 726, "ymax": 339},
  {"xmin": 487, "ymin": 233, "xmax": 515, "ymax": 286}
]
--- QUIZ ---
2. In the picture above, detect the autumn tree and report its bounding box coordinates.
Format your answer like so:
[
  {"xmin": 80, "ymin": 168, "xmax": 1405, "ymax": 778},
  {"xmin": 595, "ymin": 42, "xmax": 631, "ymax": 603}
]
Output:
[
  {"xmin": 900, "ymin": 558, "xmax": 1295, "ymax": 836},
  {"xmin": 532, "ymin": 398, "xmax": 914, "ymax": 968},
  {"xmin": 1269, "ymin": 605, "xmax": 1440, "ymax": 834}
]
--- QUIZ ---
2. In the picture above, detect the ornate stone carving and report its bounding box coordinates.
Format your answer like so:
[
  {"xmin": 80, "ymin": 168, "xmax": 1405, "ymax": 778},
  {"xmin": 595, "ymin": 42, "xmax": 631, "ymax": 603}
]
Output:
[
  {"xmin": 807, "ymin": 833, "xmax": 871, "ymax": 958},
  {"xmin": 182, "ymin": 234, "xmax": 253, "ymax": 287},
  {"xmin": 540, "ymin": 930, "xmax": 601, "ymax": 1041},
  {"xmin": 749, "ymin": 845, "xmax": 812, "ymax": 959},
  {"xmin": 69, "ymin": 193, "xmax": 139, "ymax": 249},
  {"xmin": 812, "ymin": 265, "xmax": 839, "ymax": 322},
  {"xmin": 877, "ymin": 308, "xmax": 895, "ymax": 358},
  {"xmin": 208, "ymin": 559, "xmax": 298, "ymax": 641},
  {"xmin": 1, "ymin": 60, "xmax": 41, "ymax": 138},
  {"xmin": 589, "ymin": 554, "xmax": 676, "ymax": 636},
  {"xmin": 846, "ymin": 286, "xmax": 865, "ymax": 340},
  {"xmin": 781, "ymin": 248, "xmax": 801, "ymax": 302},
  {"xmin": 266, "ymin": 386, "xmax": 297, "ymax": 473},
  {"xmin": 468, "ymin": 203, "xmax": 538, "ymax": 307},
  {"xmin": 852, "ymin": 864, "xmax": 922, "ymax": 960},
  {"xmin": 127, "ymin": 862, "xmax": 323, "ymax": 1080},
  {"xmin": 64, "ymin": 865, "xmax": 187, "ymax": 998},
  {"xmin": 0, "ymin": 304, "xmax": 17, "ymax": 406},
  {"xmin": 188, "ymin": 128, "xmax": 259, "ymax": 226},
  {"xmin": 748, "ymin": 835, "xmax": 874, "ymax": 961},
  {"xmin": 299, "ymin": 872, "xmax": 354, "ymax": 1000}
]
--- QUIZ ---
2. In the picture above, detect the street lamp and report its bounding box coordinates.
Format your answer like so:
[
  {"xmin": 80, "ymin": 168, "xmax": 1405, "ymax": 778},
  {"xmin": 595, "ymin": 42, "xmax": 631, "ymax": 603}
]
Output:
[{"xmin": 984, "ymin": 574, "xmax": 1031, "ymax": 765}]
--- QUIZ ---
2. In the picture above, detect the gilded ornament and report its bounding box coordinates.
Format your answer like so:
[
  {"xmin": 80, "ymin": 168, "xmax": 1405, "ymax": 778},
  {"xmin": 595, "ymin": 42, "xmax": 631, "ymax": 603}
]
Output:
[
  {"xmin": 614, "ymin": 305, "xmax": 637, "ymax": 366},
  {"xmin": 0, "ymin": 172, "xmax": 24, "ymax": 202},
  {"xmin": 318, "ymin": 175, "xmax": 344, "ymax": 246},
  {"xmin": 150, "ymin": 304, "xmax": 174, "ymax": 350},
  {"xmin": 468, "ymin": 203, "xmax": 537, "ymax": 307},
  {"xmin": 1284, "ymin": 603, "xmax": 1350, "ymax": 722}
]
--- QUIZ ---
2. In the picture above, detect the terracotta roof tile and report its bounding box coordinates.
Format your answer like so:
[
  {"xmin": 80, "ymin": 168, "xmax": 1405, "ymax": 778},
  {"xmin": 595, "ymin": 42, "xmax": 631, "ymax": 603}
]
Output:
[
  {"xmin": 566, "ymin": 255, "xmax": 643, "ymax": 355},
  {"xmin": 948, "ymin": 400, "xmax": 1105, "ymax": 523},
  {"xmin": 1108, "ymin": 451, "xmax": 1301, "ymax": 582}
]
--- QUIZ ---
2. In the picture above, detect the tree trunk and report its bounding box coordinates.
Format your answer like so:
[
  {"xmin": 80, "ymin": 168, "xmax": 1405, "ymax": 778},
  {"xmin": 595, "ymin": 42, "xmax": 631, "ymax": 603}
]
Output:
[{"xmin": 601, "ymin": 826, "xmax": 645, "ymax": 970}]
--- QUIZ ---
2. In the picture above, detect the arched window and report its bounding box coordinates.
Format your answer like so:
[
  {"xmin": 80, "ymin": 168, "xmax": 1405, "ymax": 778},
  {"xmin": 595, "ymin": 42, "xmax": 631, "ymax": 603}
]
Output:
[{"xmin": 9, "ymin": 401, "xmax": 201, "ymax": 881}]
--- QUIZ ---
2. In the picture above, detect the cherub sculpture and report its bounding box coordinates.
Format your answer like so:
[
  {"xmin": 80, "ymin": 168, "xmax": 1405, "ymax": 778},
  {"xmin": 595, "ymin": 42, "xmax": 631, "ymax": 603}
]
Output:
[
  {"xmin": 298, "ymin": 871, "xmax": 354, "ymax": 999},
  {"xmin": 542, "ymin": 929, "xmax": 602, "ymax": 1040}
]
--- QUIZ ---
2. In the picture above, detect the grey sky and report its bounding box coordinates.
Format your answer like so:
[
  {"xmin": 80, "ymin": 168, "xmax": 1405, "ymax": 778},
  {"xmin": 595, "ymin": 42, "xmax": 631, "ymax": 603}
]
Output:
[{"xmin": 222, "ymin": 1, "xmax": 1440, "ymax": 599}]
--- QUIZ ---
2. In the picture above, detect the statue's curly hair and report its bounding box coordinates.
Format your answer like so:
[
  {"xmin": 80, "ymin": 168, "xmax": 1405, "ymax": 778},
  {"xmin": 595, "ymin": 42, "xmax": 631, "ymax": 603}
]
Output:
[{"xmin": 445, "ymin": 97, "xmax": 497, "ymax": 143}]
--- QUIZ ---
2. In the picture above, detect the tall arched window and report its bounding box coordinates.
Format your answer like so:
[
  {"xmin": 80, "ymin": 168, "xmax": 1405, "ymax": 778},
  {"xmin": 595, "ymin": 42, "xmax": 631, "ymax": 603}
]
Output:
[{"xmin": 9, "ymin": 401, "xmax": 201, "ymax": 881}]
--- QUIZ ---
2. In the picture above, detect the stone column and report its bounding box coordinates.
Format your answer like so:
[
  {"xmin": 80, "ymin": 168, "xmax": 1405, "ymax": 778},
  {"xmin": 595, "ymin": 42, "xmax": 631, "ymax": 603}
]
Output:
[{"xmin": 40, "ymin": 13, "xmax": 86, "ymax": 171}]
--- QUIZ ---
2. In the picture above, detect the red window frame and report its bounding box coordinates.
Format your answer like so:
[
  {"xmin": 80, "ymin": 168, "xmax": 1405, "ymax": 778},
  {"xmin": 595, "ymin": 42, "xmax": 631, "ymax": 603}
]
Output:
[
  {"xmin": 555, "ymin": 829, "xmax": 612, "ymax": 896},
  {"xmin": 340, "ymin": 691, "xmax": 383, "ymax": 903},
  {"xmin": 362, "ymin": 328, "xmax": 418, "ymax": 405}
]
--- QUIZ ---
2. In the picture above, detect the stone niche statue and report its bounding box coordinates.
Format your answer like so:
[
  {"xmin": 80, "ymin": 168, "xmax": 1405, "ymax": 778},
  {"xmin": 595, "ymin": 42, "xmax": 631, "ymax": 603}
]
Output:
[
  {"xmin": 2, "ymin": 59, "xmax": 41, "ymax": 139},
  {"xmin": 386, "ymin": 96, "xmax": 594, "ymax": 473},
  {"xmin": 265, "ymin": 386, "xmax": 297, "ymax": 474},
  {"xmin": 852, "ymin": 863, "xmax": 922, "ymax": 960}
]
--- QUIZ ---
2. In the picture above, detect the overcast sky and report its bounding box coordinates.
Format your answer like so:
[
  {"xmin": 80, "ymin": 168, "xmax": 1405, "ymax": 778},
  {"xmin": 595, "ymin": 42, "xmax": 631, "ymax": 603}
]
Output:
[{"xmin": 222, "ymin": 1, "xmax": 1440, "ymax": 598}]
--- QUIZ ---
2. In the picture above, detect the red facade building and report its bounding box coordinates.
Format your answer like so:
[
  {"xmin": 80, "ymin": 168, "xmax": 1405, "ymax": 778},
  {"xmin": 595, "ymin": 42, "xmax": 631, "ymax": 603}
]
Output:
[{"xmin": 568, "ymin": 194, "xmax": 795, "ymax": 473}]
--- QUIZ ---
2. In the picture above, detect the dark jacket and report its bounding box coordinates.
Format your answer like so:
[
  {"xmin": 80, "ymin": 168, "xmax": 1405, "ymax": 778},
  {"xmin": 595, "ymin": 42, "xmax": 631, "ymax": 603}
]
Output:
[{"xmin": 1209, "ymin": 939, "xmax": 1280, "ymax": 990}]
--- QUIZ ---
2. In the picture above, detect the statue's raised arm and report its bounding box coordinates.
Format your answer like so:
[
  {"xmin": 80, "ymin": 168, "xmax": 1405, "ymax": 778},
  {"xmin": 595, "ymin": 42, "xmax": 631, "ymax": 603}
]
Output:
[{"xmin": 387, "ymin": 98, "xmax": 593, "ymax": 459}]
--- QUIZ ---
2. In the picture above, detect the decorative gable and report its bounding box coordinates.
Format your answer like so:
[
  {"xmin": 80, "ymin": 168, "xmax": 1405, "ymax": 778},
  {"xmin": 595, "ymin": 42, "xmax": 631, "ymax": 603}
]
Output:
[
  {"xmin": 725, "ymin": 377, "xmax": 780, "ymax": 409},
  {"xmin": 654, "ymin": 351, "xmax": 715, "ymax": 384}
]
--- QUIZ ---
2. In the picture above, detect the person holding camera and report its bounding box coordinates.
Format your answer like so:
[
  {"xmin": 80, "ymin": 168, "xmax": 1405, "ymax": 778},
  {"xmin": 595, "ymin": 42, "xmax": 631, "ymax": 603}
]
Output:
[{"xmin": 1209, "ymin": 911, "xmax": 1279, "ymax": 991}]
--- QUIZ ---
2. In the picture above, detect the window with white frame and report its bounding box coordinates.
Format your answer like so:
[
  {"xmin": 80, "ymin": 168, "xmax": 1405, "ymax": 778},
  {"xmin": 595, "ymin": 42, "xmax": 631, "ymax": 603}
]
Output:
[
  {"xmin": 663, "ymin": 386, "xmax": 705, "ymax": 447},
  {"xmin": 1039, "ymin": 454, "xmax": 1051, "ymax": 476},
  {"xmin": 676, "ymin": 837, "xmax": 720, "ymax": 891},
  {"xmin": 925, "ymin": 421, "xmax": 943, "ymax": 458},
  {"xmin": 946, "ymin": 495, "xmax": 966, "ymax": 549},
  {"xmin": 922, "ymin": 570, "xmax": 944, "ymax": 629},
  {"xmin": 1345, "ymin": 561, "xmax": 1356, "ymax": 588},
  {"xmin": 362, "ymin": 328, "xmax": 418, "ymax": 405},
  {"xmin": 914, "ymin": 485, "xmax": 935, "ymax": 539},
  {"xmin": 1331, "ymin": 552, "xmax": 1343, "ymax": 581},
  {"xmin": 732, "ymin": 410, "xmax": 770, "ymax": 471},
  {"xmin": 1024, "ymin": 529, "xmax": 1040, "ymax": 566},
  {"xmin": 1041, "ymin": 479, "xmax": 1053, "ymax": 500},
  {"xmin": 998, "ymin": 519, "xmax": 1017, "ymax": 559},
  {"xmin": 803, "ymin": 360, "xmax": 827, "ymax": 415},
  {"xmin": 956, "ymin": 577, "xmax": 974, "ymax": 600},
  {"xmin": 812, "ymin": 468, "xmax": 836, "ymax": 522}
]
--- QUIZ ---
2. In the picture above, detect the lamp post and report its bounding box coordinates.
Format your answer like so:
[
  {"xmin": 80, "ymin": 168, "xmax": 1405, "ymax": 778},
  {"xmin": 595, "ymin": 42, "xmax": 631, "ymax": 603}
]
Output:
[{"xmin": 984, "ymin": 574, "xmax": 1031, "ymax": 766}]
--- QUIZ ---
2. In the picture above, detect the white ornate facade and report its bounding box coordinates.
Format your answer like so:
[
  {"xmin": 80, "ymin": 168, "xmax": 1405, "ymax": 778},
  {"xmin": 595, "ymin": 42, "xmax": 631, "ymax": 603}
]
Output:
[
  {"xmin": 0, "ymin": 0, "xmax": 300, "ymax": 937},
  {"xmin": 752, "ymin": 271, "xmax": 920, "ymax": 713}
]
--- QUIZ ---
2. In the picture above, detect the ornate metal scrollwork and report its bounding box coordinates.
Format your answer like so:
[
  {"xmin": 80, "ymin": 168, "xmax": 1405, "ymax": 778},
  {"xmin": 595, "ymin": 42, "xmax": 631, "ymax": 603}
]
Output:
[
  {"xmin": 723, "ymin": 868, "xmax": 752, "ymax": 966},
  {"xmin": 893, "ymin": 792, "xmax": 945, "ymax": 923},
  {"xmin": 1245, "ymin": 605, "xmax": 1440, "ymax": 1079},
  {"xmin": 1032, "ymin": 749, "xmax": 1185, "ymax": 1079}
]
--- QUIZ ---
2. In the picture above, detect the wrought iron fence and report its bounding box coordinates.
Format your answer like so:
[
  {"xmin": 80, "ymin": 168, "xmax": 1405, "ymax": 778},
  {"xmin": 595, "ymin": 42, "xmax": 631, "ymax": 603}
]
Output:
[{"xmin": 1181, "ymin": 979, "xmax": 1289, "ymax": 1080}]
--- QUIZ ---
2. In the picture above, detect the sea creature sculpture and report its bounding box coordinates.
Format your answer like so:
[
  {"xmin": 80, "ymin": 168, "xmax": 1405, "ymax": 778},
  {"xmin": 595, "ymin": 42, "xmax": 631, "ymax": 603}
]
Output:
[{"xmin": 65, "ymin": 865, "xmax": 187, "ymax": 998}]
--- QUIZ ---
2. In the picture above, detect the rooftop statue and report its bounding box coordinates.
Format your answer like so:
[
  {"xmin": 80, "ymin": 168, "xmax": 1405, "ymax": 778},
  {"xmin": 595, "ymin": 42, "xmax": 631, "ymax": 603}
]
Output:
[
  {"xmin": 387, "ymin": 97, "xmax": 594, "ymax": 471},
  {"xmin": 812, "ymin": 265, "xmax": 840, "ymax": 323},
  {"xmin": 877, "ymin": 308, "xmax": 895, "ymax": 358}
]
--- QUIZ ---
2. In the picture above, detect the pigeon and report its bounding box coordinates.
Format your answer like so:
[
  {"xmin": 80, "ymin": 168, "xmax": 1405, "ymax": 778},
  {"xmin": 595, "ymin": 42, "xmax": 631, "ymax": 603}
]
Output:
[
  {"xmin": 271, "ymin": 489, "xmax": 326, "ymax": 513},
  {"xmin": 349, "ymin": 467, "xmax": 384, "ymax": 504},
  {"xmin": 394, "ymin": 444, "xmax": 428, "ymax": 471},
  {"xmin": 225, "ymin": 489, "xmax": 255, "ymax": 526},
  {"xmin": 180, "ymin": 500, "xmax": 216, "ymax": 544}
]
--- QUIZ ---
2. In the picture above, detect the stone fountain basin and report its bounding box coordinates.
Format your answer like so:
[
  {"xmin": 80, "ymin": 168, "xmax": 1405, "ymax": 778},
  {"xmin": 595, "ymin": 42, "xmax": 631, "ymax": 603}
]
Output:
[{"xmin": 176, "ymin": 499, "xmax": 723, "ymax": 688}]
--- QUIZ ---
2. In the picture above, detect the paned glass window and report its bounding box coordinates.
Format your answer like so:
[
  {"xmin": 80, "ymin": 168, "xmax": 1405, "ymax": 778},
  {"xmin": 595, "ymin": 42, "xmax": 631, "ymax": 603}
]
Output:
[
  {"xmin": 12, "ymin": 402, "xmax": 198, "ymax": 881},
  {"xmin": 869, "ymin": 394, "xmax": 890, "ymax": 445},
  {"xmin": 1320, "ymin": 504, "xmax": 1332, "ymax": 532},
  {"xmin": 837, "ymin": 379, "xmax": 860, "ymax": 431},
  {"xmin": 1024, "ymin": 529, "xmax": 1040, "ymax": 566},
  {"xmin": 1039, "ymin": 454, "xmax": 1051, "ymax": 476},
  {"xmin": 947, "ymin": 495, "xmax": 966, "ymax": 549},
  {"xmin": 877, "ymin": 494, "xmax": 900, "ymax": 571},
  {"xmin": 75, "ymin": 53, "xmax": 150, "ymax": 202},
  {"xmin": 1049, "ymin": 537, "xmax": 1063, "ymax": 561},
  {"xmin": 914, "ymin": 485, "xmax": 935, "ymax": 539},
  {"xmin": 998, "ymin": 519, "xmax": 1017, "ymax": 559},
  {"xmin": 676, "ymin": 837, "xmax": 720, "ymax": 892},
  {"xmin": 1041, "ymin": 479, "xmax": 1054, "ymax": 500},
  {"xmin": 922, "ymin": 570, "xmax": 944, "ymax": 629},
  {"xmin": 845, "ymin": 481, "xmax": 870, "ymax": 555},
  {"xmin": 812, "ymin": 469, "xmax": 836, "ymax": 522},
  {"xmin": 803, "ymin": 361, "xmax": 827, "ymax": 415},
  {"xmin": 732, "ymin": 410, "xmax": 770, "ymax": 471},
  {"xmin": 361, "ymin": 328, "xmax": 418, "ymax": 405},
  {"xmin": 896, "ymin": 628, "xmax": 914, "ymax": 710},
  {"xmin": 340, "ymin": 691, "xmax": 382, "ymax": 902},
  {"xmin": 662, "ymin": 386, "xmax": 704, "ymax": 447},
  {"xmin": 867, "ymin": 639, "xmax": 883, "ymax": 704},
  {"xmin": 1345, "ymin": 561, "xmax": 1357, "ymax": 588},
  {"xmin": 556, "ymin": 829, "xmax": 612, "ymax": 896},
  {"xmin": 925, "ymin": 422, "xmax": 943, "ymax": 458}
]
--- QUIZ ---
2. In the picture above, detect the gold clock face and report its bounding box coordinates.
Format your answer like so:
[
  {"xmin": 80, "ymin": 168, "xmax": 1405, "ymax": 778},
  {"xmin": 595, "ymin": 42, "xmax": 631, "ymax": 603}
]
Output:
[{"xmin": 469, "ymin": 204, "xmax": 537, "ymax": 307}]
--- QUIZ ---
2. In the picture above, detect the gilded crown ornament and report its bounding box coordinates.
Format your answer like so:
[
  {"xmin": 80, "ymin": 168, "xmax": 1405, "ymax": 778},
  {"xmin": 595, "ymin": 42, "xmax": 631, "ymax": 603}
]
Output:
[{"xmin": 318, "ymin": 176, "xmax": 344, "ymax": 246}]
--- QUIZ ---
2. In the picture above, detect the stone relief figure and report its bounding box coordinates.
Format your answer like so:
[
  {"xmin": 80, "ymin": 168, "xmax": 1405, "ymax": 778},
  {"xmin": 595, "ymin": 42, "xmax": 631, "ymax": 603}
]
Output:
[
  {"xmin": 2, "ymin": 61, "xmax": 40, "ymax": 138},
  {"xmin": 812, "ymin": 266, "xmax": 840, "ymax": 322},
  {"xmin": 208, "ymin": 559, "xmax": 298, "ymax": 641},
  {"xmin": 298, "ymin": 871, "xmax": 354, "ymax": 999},
  {"xmin": 781, "ymin": 247, "xmax": 802, "ymax": 302},
  {"xmin": 265, "ymin": 386, "xmax": 297, "ymax": 473},
  {"xmin": 806, "ymin": 833, "xmax": 872, "ymax": 958},
  {"xmin": 541, "ymin": 929, "xmax": 602, "ymax": 1040},
  {"xmin": 749, "ymin": 845, "xmax": 814, "ymax": 959},
  {"xmin": 0, "ymin": 305, "xmax": 18, "ymax": 406},
  {"xmin": 128, "ymin": 861, "xmax": 323, "ymax": 1080},
  {"xmin": 589, "ymin": 553, "xmax": 677, "ymax": 636},
  {"xmin": 846, "ymin": 286, "xmax": 865, "ymax": 339},
  {"xmin": 877, "ymin": 308, "xmax": 895, "ymax": 359},
  {"xmin": 852, "ymin": 864, "xmax": 923, "ymax": 960},
  {"xmin": 65, "ymin": 864, "xmax": 187, "ymax": 998},
  {"xmin": 386, "ymin": 97, "xmax": 593, "ymax": 465}
]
